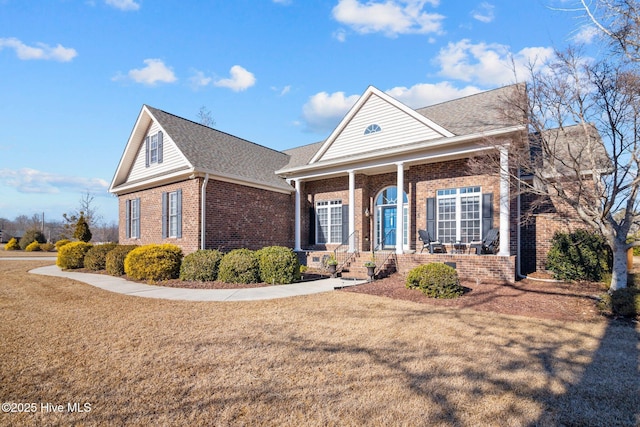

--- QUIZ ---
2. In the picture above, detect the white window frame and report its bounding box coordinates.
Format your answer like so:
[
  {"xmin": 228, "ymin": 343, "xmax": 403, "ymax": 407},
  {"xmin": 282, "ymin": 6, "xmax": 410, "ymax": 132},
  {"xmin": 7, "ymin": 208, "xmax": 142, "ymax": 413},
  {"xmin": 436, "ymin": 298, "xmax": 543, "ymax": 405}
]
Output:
[
  {"xmin": 316, "ymin": 200, "xmax": 342, "ymax": 244},
  {"xmin": 168, "ymin": 191, "xmax": 178, "ymax": 238},
  {"xmin": 436, "ymin": 186, "xmax": 481, "ymax": 243},
  {"xmin": 149, "ymin": 134, "xmax": 159, "ymax": 164},
  {"xmin": 129, "ymin": 198, "xmax": 140, "ymax": 239}
]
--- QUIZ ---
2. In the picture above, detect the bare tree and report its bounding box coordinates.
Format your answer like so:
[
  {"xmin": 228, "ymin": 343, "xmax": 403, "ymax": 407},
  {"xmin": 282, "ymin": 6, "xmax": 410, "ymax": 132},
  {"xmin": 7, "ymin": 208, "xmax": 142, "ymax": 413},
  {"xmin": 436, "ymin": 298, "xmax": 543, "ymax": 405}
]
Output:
[
  {"xmin": 196, "ymin": 105, "xmax": 216, "ymax": 128},
  {"xmin": 476, "ymin": 48, "xmax": 640, "ymax": 291},
  {"xmin": 62, "ymin": 191, "xmax": 104, "ymax": 240}
]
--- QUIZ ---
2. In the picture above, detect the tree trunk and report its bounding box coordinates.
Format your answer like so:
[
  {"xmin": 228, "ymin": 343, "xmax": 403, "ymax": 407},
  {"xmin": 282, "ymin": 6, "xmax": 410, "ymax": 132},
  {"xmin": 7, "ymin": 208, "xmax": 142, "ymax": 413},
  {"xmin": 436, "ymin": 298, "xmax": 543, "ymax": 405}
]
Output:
[{"xmin": 609, "ymin": 243, "xmax": 629, "ymax": 292}]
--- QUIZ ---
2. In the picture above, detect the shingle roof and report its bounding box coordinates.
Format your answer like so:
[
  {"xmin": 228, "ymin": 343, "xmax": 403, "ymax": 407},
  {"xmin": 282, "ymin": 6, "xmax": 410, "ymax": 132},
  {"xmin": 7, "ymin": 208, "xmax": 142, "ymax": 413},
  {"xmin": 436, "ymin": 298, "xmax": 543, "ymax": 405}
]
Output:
[
  {"xmin": 282, "ymin": 141, "xmax": 325, "ymax": 169},
  {"xmin": 416, "ymin": 83, "xmax": 526, "ymax": 136},
  {"xmin": 146, "ymin": 106, "xmax": 293, "ymax": 191}
]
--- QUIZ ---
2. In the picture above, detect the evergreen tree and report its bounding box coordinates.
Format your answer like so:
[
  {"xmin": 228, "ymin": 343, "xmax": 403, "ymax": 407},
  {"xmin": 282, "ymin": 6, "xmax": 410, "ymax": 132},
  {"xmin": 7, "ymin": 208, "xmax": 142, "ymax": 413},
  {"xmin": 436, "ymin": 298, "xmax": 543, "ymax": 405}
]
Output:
[{"xmin": 74, "ymin": 214, "xmax": 92, "ymax": 242}]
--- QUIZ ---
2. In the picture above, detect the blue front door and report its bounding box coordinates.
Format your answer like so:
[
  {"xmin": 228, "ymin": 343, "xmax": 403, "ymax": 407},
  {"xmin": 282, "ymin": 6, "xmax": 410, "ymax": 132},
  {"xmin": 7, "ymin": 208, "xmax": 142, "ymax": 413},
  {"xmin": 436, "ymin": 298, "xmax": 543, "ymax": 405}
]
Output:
[{"xmin": 382, "ymin": 206, "xmax": 396, "ymax": 249}]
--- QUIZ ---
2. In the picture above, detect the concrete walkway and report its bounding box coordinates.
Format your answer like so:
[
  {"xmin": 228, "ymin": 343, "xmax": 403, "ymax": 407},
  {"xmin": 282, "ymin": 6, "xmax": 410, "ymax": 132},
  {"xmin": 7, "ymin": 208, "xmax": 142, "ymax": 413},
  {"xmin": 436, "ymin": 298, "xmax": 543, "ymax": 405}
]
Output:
[{"xmin": 28, "ymin": 264, "xmax": 366, "ymax": 302}]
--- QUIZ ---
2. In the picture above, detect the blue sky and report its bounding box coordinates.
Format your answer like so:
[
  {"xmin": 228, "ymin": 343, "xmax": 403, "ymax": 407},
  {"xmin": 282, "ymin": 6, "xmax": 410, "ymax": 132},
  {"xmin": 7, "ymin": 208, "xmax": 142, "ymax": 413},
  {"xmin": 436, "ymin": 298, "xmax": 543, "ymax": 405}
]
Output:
[{"xmin": 0, "ymin": 0, "xmax": 597, "ymax": 224}]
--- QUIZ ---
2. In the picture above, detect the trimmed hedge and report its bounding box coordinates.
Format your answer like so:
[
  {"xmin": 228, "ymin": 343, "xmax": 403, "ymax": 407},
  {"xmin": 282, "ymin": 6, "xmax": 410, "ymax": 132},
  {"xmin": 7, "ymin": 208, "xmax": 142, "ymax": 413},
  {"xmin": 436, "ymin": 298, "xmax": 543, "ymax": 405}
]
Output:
[
  {"xmin": 55, "ymin": 239, "xmax": 71, "ymax": 250},
  {"xmin": 57, "ymin": 241, "xmax": 93, "ymax": 270},
  {"xmin": 124, "ymin": 244, "xmax": 183, "ymax": 281},
  {"xmin": 257, "ymin": 246, "xmax": 300, "ymax": 284},
  {"xmin": 40, "ymin": 243, "xmax": 55, "ymax": 252},
  {"xmin": 19, "ymin": 229, "xmax": 46, "ymax": 250},
  {"xmin": 406, "ymin": 263, "xmax": 463, "ymax": 299},
  {"xmin": 25, "ymin": 241, "xmax": 42, "ymax": 252},
  {"xmin": 179, "ymin": 249, "xmax": 224, "ymax": 281},
  {"xmin": 84, "ymin": 243, "xmax": 118, "ymax": 271},
  {"xmin": 4, "ymin": 238, "xmax": 20, "ymax": 251},
  {"xmin": 546, "ymin": 230, "xmax": 611, "ymax": 282},
  {"xmin": 218, "ymin": 249, "xmax": 260, "ymax": 284},
  {"xmin": 105, "ymin": 245, "xmax": 138, "ymax": 276}
]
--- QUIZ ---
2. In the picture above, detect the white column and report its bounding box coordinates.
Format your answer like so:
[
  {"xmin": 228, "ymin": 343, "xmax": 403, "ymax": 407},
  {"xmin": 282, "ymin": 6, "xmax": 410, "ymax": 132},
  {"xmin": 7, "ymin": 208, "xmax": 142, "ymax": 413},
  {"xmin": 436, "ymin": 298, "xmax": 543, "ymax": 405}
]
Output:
[
  {"xmin": 396, "ymin": 162, "xmax": 404, "ymax": 254},
  {"xmin": 294, "ymin": 179, "xmax": 302, "ymax": 252},
  {"xmin": 499, "ymin": 146, "xmax": 510, "ymax": 256},
  {"xmin": 348, "ymin": 170, "xmax": 356, "ymax": 252}
]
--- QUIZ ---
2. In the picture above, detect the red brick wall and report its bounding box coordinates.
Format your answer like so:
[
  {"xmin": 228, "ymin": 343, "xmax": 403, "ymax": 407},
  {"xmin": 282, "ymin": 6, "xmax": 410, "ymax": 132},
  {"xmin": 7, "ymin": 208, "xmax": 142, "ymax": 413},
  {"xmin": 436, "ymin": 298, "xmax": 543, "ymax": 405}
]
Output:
[{"xmin": 396, "ymin": 254, "xmax": 517, "ymax": 283}]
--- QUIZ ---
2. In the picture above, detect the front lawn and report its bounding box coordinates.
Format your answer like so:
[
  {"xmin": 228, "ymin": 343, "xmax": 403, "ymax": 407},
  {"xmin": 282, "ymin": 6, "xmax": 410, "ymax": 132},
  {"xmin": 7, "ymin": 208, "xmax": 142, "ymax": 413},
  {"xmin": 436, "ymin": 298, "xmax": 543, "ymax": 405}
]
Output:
[{"xmin": 1, "ymin": 260, "xmax": 638, "ymax": 426}]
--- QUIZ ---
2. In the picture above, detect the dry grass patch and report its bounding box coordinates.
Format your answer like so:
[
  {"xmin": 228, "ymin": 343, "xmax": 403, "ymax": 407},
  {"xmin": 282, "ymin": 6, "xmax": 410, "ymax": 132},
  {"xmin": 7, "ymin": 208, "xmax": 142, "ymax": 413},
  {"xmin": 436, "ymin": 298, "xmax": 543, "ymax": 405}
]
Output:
[{"xmin": 0, "ymin": 261, "xmax": 638, "ymax": 426}]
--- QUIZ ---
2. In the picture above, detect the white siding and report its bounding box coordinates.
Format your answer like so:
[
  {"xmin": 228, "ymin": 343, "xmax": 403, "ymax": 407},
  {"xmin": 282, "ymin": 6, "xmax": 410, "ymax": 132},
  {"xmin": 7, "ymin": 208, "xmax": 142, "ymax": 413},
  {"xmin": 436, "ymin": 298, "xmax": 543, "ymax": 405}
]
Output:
[
  {"xmin": 319, "ymin": 94, "xmax": 445, "ymax": 162},
  {"xmin": 127, "ymin": 121, "xmax": 190, "ymax": 182}
]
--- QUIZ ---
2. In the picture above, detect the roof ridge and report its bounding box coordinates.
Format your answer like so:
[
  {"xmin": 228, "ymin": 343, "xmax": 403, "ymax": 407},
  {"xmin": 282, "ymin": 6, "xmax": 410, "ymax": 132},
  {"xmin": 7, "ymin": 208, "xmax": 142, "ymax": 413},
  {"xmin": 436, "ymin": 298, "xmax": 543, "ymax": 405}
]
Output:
[{"xmin": 415, "ymin": 82, "xmax": 524, "ymax": 111}]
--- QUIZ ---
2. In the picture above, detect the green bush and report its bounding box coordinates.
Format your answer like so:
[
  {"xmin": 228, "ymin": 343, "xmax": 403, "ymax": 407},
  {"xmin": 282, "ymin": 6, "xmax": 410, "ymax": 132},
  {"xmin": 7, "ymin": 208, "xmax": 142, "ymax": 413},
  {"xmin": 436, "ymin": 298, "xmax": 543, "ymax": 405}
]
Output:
[
  {"xmin": 105, "ymin": 245, "xmax": 138, "ymax": 276},
  {"xmin": 598, "ymin": 287, "xmax": 640, "ymax": 319},
  {"xmin": 257, "ymin": 246, "xmax": 300, "ymax": 284},
  {"xmin": 19, "ymin": 229, "xmax": 46, "ymax": 250},
  {"xmin": 179, "ymin": 249, "xmax": 224, "ymax": 281},
  {"xmin": 40, "ymin": 243, "xmax": 55, "ymax": 252},
  {"xmin": 84, "ymin": 243, "xmax": 118, "ymax": 271},
  {"xmin": 218, "ymin": 249, "xmax": 260, "ymax": 284},
  {"xmin": 4, "ymin": 238, "xmax": 20, "ymax": 251},
  {"xmin": 124, "ymin": 244, "xmax": 183, "ymax": 281},
  {"xmin": 405, "ymin": 263, "xmax": 463, "ymax": 299},
  {"xmin": 55, "ymin": 239, "xmax": 71, "ymax": 250},
  {"xmin": 56, "ymin": 241, "xmax": 93, "ymax": 270},
  {"xmin": 546, "ymin": 230, "xmax": 612, "ymax": 282},
  {"xmin": 25, "ymin": 241, "xmax": 42, "ymax": 252}
]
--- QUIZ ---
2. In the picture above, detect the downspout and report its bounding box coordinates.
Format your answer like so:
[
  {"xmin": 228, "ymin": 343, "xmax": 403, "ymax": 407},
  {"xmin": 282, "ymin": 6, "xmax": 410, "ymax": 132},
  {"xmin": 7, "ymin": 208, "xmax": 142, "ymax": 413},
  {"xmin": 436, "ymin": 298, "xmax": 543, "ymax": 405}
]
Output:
[{"xmin": 201, "ymin": 173, "xmax": 209, "ymax": 250}]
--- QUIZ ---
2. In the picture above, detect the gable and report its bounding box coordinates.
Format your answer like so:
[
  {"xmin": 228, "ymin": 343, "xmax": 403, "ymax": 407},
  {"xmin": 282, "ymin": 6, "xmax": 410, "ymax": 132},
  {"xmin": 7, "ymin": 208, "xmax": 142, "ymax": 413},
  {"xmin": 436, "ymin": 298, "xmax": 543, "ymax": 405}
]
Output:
[{"xmin": 311, "ymin": 87, "xmax": 454, "ymax": 163}]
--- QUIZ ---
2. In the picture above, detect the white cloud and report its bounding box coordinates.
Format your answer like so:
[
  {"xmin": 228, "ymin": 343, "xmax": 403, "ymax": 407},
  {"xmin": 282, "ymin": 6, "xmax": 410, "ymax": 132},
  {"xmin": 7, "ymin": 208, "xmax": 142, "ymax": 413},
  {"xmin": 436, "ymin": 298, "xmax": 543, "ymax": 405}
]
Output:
[
  {"xmin": 0, "ymin": 37, "xmax": 77, "ymax": 62},
  {"xmin": 435, "ymin": 39, "xmax": 554, "ymax": 86},
  {"xmin": 472, "ymin": 2, "xmax": 495, "ymax": 23},
  {"xmin": 119, "ymin": 59, "xmax": 177, "ymax": 85},
  {"xmin": 332, "ymin": 0, "xmax": 444, "ymax": 38},
  {"xmin": 385, "ymin": 82, "xmax": 482, "ymax": 109},
  {"xmin": 301, "ymin": 91, "xmax": 360, "ymax": 133},
  {"xmin": 189, "ymin": 70, "xmax": 213, "ymax": 89},
  {"xmin": 0, "ymin": 168, "xmax": 109, "ymax": 195},
  {"xmin": 333, "ymin": 28, "xmax": 348, "ymax": 42},
  {"xmin": 573, "ymin": 25, "xmax": 599, "ymax": 44},
  {"xmin": 214, "ymin": 65, "xmax": 256, "ymax": 92},
  {"xmin": 105, "ymin": 0, "xmax": 140, "ymax": 11}
]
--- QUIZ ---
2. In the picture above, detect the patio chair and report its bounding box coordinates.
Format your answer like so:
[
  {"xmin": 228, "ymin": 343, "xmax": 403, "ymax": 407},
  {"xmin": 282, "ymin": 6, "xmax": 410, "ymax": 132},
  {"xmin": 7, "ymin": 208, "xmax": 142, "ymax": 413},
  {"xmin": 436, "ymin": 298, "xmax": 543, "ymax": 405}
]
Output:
[
  {"xmin": 470, "ymin": 228, "xmax": 499, "ymax": 255},
  {"xmin": 418, "ymin": 229, "xmax": 445, "ymax": 254}
]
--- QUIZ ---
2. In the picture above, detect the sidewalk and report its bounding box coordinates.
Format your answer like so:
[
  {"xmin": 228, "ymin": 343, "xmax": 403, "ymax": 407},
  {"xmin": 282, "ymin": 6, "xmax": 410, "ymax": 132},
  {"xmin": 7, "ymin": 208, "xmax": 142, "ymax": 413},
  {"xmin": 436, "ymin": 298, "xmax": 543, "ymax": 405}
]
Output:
[{"xmin": 28, "ymin": 264, "xmax": 366, "ymax": 302}]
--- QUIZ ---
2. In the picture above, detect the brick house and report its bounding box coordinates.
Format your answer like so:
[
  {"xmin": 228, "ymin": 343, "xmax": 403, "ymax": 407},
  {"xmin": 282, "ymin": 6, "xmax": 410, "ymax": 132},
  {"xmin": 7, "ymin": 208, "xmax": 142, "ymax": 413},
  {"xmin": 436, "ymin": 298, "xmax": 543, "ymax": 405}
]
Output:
[{"xmin": 109, "ymin": 83, "xmax": 580, "ymax": 282}]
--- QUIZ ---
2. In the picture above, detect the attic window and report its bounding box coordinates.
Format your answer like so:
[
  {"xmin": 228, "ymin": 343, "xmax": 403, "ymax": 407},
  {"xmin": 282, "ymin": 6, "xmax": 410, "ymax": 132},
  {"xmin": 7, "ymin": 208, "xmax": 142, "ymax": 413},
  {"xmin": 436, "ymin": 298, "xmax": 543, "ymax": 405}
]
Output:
[{"xmin": 364, "ymin": 124, "xmax": 381, "ymax": 135}]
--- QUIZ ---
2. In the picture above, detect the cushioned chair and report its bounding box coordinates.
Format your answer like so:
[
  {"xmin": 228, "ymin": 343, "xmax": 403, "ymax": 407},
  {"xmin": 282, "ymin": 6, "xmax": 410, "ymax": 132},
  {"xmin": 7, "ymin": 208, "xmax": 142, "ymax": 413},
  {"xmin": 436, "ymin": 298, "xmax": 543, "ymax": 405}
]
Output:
[
  {"xmin": 470, "ymin": 228, "xmax": 499, "ymax": 255},
  {"xmin": 418, "ymin": 229, "xmax": 445, "ymax": 254}
]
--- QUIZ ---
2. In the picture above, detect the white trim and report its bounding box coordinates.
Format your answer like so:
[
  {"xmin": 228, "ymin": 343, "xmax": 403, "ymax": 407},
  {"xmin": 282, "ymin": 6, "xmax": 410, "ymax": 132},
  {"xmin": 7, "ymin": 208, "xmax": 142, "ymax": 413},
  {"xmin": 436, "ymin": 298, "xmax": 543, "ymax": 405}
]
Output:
[
  {"xmin": 200, "ymin": 173, "xmax": 209, "ymax": 250},
  {"xmin": 294, "ymin": 179, "xmax": 301, "ymax": 251},
  {"xmin": 348, "ymin": 170, "xmax": 356, "ymax": 252},
  {"xmin": 499, "ymin": 146, "xmax": 510, "ymax": 255},
  {"xmin": 396, "ymin": 162, "xmax": 404, "ymax": 254}
]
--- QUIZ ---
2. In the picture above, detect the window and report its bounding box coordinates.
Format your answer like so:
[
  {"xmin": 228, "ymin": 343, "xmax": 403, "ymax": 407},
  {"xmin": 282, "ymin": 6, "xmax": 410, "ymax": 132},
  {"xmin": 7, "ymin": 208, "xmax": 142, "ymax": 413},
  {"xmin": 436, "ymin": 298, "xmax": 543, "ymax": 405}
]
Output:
[
  {"xmin": 149, "ymin": 134, "xmax": 158, "ymax": 164},
  {"xmin": 316, "ymin": 200, "xmax": 342, "ymax": 244},
  {"xmin": 125, "ymin": 198, "xmax": 140, "ymax": 239},
  {"xmin": 145, "ymin": 131, "xmax": 163, "ymax": 167},
  {"xmin": 162, "ymin": 190, "xmax": 182, "ymax": 239},
  {"xmin": 364, "ymin": 124, "xmax": 381, "ymax": 135},
  {"xmin": 436, "ymin": 186, "xmax": 481, "ymax": 243}
]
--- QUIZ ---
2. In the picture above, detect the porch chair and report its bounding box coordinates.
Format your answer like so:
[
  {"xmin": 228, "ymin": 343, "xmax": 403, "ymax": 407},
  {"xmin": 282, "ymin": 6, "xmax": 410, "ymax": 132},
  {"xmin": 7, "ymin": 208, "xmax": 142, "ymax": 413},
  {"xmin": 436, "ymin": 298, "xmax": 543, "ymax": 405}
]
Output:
[
  {"xmin": 418, "ymin": 229, "xmax": 445, "ymax": 254},
  {"xmin": 470, "ymin": 228, "xmax": 500, "ymax": 255}
]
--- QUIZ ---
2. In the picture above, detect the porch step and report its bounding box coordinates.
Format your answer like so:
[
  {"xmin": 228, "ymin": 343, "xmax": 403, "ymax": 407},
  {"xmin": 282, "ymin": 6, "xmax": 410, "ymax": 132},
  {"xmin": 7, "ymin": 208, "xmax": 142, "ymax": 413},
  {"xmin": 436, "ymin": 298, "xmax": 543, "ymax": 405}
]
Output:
[{"xmin": 340, "ymin": 253, "xmax": 396, "ymax": 280}]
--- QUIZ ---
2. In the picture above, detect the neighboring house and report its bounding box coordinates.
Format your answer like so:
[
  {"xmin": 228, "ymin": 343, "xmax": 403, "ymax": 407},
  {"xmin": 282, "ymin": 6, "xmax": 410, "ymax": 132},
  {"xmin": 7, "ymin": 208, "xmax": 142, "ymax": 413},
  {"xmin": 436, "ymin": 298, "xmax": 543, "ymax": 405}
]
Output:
[{"xmin": 109, "ymin": 83, "xmax": 581, "ymax": 282}]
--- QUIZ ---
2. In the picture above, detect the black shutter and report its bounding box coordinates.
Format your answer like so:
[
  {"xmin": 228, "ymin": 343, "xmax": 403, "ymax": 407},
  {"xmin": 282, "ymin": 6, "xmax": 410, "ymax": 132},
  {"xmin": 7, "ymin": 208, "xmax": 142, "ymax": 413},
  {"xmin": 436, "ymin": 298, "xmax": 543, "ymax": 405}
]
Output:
[
  {"xmin": 135, "ymin": 198, "xmax": 140, "ymax": 238},
  {"xmin": 157, "ymin": 131, "xmax": 163, "ymax": 164},
  {"xmin": 176, "ymin": 189, "xmax": 182, "ymax": 238},
  {"xmin": 125, "ymin": 199, "xmax": 131, "ymax": 239},
  {"xmin": 426, "ymin": 197, "xmax": 436, "ymax": 239},
  {"xmin": 482, "ymin": 193, "xmax": 494, "ymax": 238},
  {"xmin": 342, "ymin": 204, "xmax": 349, "ymax": 244},
  {"xmin": 308, "ymin": 207, "xmax": 316, "ymax": 245},
  {"xmin": 145, "ymin": 136, "xmax": 150, "ymax": 167},
  {"xmin": 161, "ymin": 192, "xmax": 167, "ymax": 239}
]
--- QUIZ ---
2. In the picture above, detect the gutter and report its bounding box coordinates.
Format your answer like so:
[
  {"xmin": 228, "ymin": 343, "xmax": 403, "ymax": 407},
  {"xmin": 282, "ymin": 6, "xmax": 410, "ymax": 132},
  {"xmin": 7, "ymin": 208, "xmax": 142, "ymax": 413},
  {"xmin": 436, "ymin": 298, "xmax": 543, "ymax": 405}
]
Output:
[{"xmin": 201, "ymin": 173, "xmax": 209, "ymax": 250}]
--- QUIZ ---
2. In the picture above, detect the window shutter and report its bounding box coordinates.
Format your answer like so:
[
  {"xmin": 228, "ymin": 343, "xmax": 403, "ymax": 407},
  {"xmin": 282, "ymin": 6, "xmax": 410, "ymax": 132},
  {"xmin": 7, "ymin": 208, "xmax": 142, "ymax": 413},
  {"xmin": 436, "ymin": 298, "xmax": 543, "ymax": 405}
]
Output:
[
  {"xmin": 342, "ymin": 204, "xmax": 349, "ymax": 244},
  {"xmin": 145, "ymin": 136, "xmax": 150, "ymax": 167},
  {"xmin": 125, "ymin": 199, "xmax": 131, "ymax": 239},
  {"xmin": 157, "ymin": 131, "xmax": 163, "ymax": 164},
  {"xmin": 482, "ymin": 193, "xmax": 494, "ymax": 238},
  {"xmin": 176, "ymin": 189, "xmax": 182, "ymax": 238},
  {"xmin": 426, "ymin": 197, "xmax": 436, "ymax": 239},
  {"xmin": 161, "ymin": 192, "xmax": 167, "ymax": 239},
  {"xmin": 308, "ymin": 207, "xmax": 315, "ymax": 245}
]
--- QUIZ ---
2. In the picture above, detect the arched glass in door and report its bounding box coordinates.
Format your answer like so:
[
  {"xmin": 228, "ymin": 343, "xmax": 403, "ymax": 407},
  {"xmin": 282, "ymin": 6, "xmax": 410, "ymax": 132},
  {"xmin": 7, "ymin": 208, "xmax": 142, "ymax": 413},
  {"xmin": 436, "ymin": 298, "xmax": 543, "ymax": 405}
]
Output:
[{"xmin": 374, "ymin": 186, "xmax": 408, "ymax": 250}]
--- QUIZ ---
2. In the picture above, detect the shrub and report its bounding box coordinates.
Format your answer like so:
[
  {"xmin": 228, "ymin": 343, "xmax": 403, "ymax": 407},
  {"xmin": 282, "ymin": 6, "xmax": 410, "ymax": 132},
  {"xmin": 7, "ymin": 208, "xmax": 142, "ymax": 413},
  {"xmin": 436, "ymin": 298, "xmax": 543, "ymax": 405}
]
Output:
[
  {"xmin": 73, "ymin": 214, "xmax": 92, "ymax": 242},
  {"xmin": 25, "ymin": 241, "xmax": 42, "ymax": 252},
  {"xmin": 56, "ymin": 241, "xmax": 93, "ymax": 270},
  {"xmin": 40, "ymin": 243, "xmax": 55, "ymax": 252},
  {"xmin": 4, "ymin": 238, "xmax": 20, "ymax": 251},
  {"xmin": 546, "ymin": 230, "xmax": 612, "ymax": 282},
  {"xmin": 19, "ymin": 229, "xmax": 46, "ymax": 250},
  {"xmin": 598, "ymin": 287, "xmax": 640, "ymax": 319},
  {"xmin": 124, "ymin": 244, "xmax": 183, "ymax": 281},
  {"xmin": 256, "ymin": 246, "xmax": 300, "ymax": 284},
  {"xmin": 55, "ymin": 239, "xmax": 71, "ymax": 250},
  {"xmin": 84, "ymin": 243, "xmax": 118, "ymax": 271},
  {"xmin": 105, "ymin": 245, "xmax": 138, "ymax": 276},
  {"xmin": 218, "ymin": 249, "xmax": 260, "ymax": 284},
  {"xmin": 179, "ymin": 249, "xmax": 224, "ymax": 281},
  {"xmin": 405, "ymin": 263, "xmax": 463, "ymax": 299}
]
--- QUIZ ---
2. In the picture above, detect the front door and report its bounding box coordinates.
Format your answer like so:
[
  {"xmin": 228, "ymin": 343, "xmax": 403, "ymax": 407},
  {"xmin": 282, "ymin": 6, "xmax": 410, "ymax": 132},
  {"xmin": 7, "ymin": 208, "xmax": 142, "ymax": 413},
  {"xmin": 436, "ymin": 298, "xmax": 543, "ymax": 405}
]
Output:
[{"xmin": 381, "ymin": 206, "xmax": 396, "ymax": 249}]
